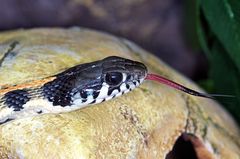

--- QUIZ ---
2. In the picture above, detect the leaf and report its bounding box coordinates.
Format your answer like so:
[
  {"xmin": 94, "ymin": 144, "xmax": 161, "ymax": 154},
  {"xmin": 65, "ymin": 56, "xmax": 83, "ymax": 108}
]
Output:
[
  {"xmin": 209, "ymin": 41, "xmax": 240, "ymax": 122},
  {"xmin": 200, "ymin": 0, "xmax": 240, "ymax": 72},
  {"xmin": 196, "ymin": 0, "xmax": 240, "ymax": 122}
]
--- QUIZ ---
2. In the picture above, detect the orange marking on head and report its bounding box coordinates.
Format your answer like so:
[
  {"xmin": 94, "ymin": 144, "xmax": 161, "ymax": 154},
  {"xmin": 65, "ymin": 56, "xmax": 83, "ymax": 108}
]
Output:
[{"xmin": 0, "ymin": 76, "xmax": 56, "ymax": 95}]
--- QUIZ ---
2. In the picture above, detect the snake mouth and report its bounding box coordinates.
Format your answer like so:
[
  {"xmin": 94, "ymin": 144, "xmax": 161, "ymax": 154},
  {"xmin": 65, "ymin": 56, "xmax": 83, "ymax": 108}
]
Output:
[{"xmin": 71, "ymin": 78, "xmax": 144, "ymax": 107}]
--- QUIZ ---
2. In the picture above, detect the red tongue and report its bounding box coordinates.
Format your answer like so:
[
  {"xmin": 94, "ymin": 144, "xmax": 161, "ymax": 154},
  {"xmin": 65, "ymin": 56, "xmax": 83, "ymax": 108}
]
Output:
[{"xmin": 145, "ymin": 73, "xmax": 233, "ymax": 99}]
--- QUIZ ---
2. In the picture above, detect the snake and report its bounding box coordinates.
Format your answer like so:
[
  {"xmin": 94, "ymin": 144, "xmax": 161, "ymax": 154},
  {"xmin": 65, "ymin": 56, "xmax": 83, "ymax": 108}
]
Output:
[{"xmin": 0, "ymin": 56, "xmax": 216, "ymax": 125}]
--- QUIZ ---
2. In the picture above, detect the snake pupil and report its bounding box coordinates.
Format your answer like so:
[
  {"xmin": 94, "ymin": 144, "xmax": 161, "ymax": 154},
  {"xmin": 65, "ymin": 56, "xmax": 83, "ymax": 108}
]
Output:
[{"xmin": 105, "ymin": 72, "xmax": 123, "ymax": 86}]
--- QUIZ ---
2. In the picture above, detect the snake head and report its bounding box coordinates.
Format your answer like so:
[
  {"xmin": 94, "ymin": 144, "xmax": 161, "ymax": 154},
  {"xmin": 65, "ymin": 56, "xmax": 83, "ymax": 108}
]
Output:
[
  {"xmin": 43, "ymin": 56, "xmax": 147, "ymax": 107},
  {"xmin": 101, "ymin": 56, "xmax": 147, "ymax": 95},
  {"xmin": 67, "ymin": 56, "xmax": 148, "ymax": 106}
]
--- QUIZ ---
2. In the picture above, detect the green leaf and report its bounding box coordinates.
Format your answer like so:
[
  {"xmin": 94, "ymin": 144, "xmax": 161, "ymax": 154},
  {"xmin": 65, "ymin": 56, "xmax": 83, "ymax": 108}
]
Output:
[
  {"xmin": 209, "ymin": 41, "xmax": 240, "ymax": 122},
  {"xmin": 196, "ymin": 0, "xmax": 240, "ymax": 122},
  {"xmin": 200, "ymin": 0, "xmax": 240, "ymax": 71}
]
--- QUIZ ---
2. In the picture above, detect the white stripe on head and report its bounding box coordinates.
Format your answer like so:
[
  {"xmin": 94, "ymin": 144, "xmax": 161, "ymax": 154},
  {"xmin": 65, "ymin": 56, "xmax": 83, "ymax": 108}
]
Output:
[
  {"xmin": 95, "ymin": 98, "xmax": 104, "ymax": 104},
  {"xmin": 129, "ymin": 83, "xmax": 136, "ymax": 90},
  {"xmin": 111, "ymin": 89, "xmax": 119, "ymax": 96},
  {"xmin": 122, "ymin": 73, "xmax": 127, "ymax": 82},
  {"xmin": 120, "ymin": 83, "xmax": 126, "ymax": 91},
  {"xmin": 72, "ymin": 93, "xmax": 81, "ymax": 100},
  {"xmin": 72, "ymin": 77, "xmax": 144, "ymax": 107},
  {"xmin": 73, "ymin": 98, "xmax": 83, "ymax": 106},
  {"xmin": 124, "ymin": 89, "xmax": 130, "ymax": 94},
  {"xmin": 139, "ymin": 78, "xmax": 144, "ymax": 83},
  {"xmin": 105, "ymin": 95, "xmax": 113, "ymax": 101},
  {"xmin": 97, "ymin": 82, "xmax": 110, "ymax": 99}
]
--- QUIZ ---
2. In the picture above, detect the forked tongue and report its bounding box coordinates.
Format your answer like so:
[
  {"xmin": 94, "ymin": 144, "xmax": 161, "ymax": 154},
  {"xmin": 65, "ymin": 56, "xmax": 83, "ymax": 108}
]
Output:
[{"xmin": 145, "ymin": 73, "xmax": 234, "ymax": 99}]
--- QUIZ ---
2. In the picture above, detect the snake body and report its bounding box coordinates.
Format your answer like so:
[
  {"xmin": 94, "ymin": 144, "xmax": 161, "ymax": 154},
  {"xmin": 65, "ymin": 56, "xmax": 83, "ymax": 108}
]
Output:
[{"xmin": 0, "ymin": 56, "xmax": 147, "ymax": 124}]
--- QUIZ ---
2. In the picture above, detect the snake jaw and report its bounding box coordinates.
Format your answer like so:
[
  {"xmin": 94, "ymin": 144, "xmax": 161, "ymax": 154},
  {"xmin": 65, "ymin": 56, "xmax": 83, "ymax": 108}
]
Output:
[{"xmin": 71, "ymin": 77, "xmax": 145, "ymax": 107}]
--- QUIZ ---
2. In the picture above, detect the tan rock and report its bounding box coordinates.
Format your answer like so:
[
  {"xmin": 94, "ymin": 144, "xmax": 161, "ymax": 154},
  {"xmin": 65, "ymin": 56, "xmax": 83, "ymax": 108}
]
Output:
[{"xmin": 0, "ymin": 28, "xmax": 239, "ymax": 158}]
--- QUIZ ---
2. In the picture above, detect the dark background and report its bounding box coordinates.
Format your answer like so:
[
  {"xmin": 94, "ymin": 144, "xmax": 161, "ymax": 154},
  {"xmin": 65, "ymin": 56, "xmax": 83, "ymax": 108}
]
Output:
[{"xmin": 0, "ymin": 0, "xmax": 207, "ymax": 80}]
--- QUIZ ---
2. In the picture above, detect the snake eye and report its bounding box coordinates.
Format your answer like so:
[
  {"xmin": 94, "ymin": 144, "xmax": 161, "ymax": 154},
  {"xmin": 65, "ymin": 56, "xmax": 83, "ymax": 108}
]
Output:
[{"xmin": 105, "ymin": 72, "xmax": 123, "ymax": 86}]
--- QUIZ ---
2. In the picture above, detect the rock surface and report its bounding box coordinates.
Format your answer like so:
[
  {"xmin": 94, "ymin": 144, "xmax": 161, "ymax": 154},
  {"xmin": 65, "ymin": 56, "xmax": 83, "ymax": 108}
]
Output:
[{"xmin": 0, "ymin": 28, "xmax": 239, "ymax": 158}]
